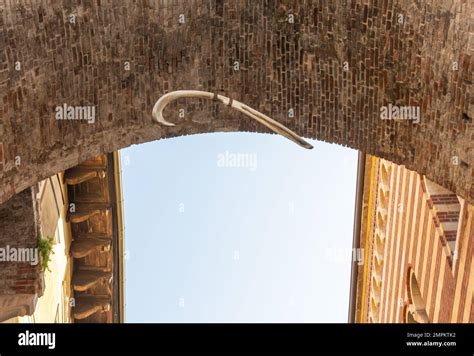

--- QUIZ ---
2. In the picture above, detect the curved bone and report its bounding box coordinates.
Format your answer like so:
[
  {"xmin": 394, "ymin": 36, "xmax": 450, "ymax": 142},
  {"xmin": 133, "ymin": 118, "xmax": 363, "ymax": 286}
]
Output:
[{"xmin": 152, "ymin": 90, "xmax": 313, "ymax": 149}]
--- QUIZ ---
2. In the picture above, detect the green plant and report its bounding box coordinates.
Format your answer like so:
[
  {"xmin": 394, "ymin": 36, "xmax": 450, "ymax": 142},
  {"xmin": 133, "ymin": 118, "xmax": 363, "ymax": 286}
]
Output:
[{"xmin": 37, "ymin": 235, "xmax": 55, "ymax": 272}]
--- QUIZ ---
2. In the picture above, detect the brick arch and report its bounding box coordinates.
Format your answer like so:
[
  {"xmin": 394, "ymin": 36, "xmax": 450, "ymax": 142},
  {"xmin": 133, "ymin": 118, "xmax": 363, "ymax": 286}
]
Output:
[{"xmin": 0, "ymin": 0, "xmax": 472, "ymax": 205}]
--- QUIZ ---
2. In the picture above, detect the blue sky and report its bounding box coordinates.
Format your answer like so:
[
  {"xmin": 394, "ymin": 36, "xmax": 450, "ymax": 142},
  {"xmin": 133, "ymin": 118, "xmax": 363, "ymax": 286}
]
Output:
[{"xmin": 120, "ymin": 132, "xmax": 358, "ymax": 322}]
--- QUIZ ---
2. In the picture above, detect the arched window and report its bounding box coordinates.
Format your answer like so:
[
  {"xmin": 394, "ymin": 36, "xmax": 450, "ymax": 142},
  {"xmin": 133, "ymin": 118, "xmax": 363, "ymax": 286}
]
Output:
[{"xmin": 405, "ymin": 269, "xmax": 429, "ymax": 323}]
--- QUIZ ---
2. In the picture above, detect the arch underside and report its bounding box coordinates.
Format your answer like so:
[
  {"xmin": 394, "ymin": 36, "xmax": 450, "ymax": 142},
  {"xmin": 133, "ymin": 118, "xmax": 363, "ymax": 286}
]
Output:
[{"xmin": 0, "ymin": 0, "xmax": 472, "ymax": 205}]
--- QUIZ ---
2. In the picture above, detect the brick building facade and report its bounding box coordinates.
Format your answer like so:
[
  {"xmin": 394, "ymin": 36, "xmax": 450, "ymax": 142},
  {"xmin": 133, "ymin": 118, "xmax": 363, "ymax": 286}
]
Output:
[{"xmin": 353, "ymin": 156, "xmax": 474, "ymax": 323}]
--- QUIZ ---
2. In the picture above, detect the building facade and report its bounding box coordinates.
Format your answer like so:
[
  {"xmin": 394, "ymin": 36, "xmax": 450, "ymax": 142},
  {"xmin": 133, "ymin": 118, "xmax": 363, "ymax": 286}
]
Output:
[
  {"xmin": 0, "ymin": 152, "xmax": 125, "ymax": 323},
  {"xmin": 352, "ymin": 155, "xmax": 474, "ymax": 323}
]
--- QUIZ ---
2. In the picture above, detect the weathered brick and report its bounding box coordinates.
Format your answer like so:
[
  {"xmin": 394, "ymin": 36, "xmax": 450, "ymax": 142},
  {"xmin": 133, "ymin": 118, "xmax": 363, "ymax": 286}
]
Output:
[{"xmin": 0, "ymin": 0, "xmax": 471, "ymax": 207}]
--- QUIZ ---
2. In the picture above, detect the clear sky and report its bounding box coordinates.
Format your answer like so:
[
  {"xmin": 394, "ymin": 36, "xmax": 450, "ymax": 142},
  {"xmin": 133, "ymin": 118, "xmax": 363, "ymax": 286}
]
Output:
[{"xmin": 120, "ymin": 132, "xmax": 358, "ymax": 323}]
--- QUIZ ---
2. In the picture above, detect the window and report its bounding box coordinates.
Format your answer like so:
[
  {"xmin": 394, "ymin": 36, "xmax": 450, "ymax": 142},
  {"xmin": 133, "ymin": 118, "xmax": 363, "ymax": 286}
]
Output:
[{"xmin": 405, "ymin": 268, "xmax": 429, "ymax": 323}]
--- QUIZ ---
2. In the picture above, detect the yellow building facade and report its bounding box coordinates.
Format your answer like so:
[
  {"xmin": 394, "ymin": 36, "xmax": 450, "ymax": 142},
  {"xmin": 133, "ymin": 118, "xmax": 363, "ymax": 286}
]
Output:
[
  {"xmin": 351, "ymin": 155, "xmax": 474, "ymax": 323},
  {"xmin": 2, "ymin": 152, "xmax": 125, "ymax": 323}
]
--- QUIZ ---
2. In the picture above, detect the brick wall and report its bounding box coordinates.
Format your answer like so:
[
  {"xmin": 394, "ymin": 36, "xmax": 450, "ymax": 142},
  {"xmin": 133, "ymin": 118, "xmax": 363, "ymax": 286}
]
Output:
[
  {"xmin": 0, "ymin": 0, "xmax": 472, "ymax": 205},
  {"xmin": 0, "ymin": 188, "xmax": 43, "ymax": 301},
  {"xmin": 358, "ymin": 157, "xmax": 474, "ymax": 323}
]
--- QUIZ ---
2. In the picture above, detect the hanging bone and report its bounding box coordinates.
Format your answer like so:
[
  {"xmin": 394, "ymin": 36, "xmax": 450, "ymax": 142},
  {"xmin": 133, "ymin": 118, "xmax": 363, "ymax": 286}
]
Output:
[{"xmin": 152, "ymin": 90, "xmax": 313, "ymax": 149}]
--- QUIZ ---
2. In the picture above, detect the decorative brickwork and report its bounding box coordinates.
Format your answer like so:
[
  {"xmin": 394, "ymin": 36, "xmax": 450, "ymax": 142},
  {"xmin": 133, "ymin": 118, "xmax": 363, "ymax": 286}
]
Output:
[{"xmin": 357, "ymin": 156, "xmax": 474, "ymax": 323}]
